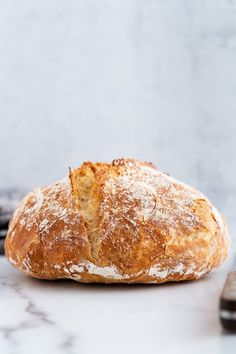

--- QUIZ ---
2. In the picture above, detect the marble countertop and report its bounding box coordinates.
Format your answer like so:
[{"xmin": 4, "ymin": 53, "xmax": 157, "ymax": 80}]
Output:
[{"xmin": 0, "ymin": 250, "xmax": 235, "ymax": 354}]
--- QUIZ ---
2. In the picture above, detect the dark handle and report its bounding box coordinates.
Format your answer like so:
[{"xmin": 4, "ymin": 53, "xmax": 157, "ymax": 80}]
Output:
[
  {"xmin": 220, "ymin": 271, "xmax": 236, "ymax": 331},
  {"xmin": 0, "ymin": 229, "xmax": 7, "ymax": 255}
]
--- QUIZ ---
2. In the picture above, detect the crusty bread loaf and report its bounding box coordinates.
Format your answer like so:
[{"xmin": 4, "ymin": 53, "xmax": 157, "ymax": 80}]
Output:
[{"xmin": 5, "ymin": 158, "xmax": 230, "ymax": 284}]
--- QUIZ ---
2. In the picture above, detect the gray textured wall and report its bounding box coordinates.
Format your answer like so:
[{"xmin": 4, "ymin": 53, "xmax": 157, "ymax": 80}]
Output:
[{"xmin": 1, "ymin": 1, "xmax": 236, "ymax": 233}]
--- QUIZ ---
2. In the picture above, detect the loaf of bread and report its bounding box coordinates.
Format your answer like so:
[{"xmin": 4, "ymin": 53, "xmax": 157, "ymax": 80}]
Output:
[{"xmin": 5, "ymin": 158, "xmax": 230, "ymax": 284}]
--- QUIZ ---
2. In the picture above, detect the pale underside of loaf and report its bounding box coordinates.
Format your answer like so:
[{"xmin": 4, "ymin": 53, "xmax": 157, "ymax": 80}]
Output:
[{"xmin": 5, "ymin": 158, "xmax": 230, "ymax": 284}]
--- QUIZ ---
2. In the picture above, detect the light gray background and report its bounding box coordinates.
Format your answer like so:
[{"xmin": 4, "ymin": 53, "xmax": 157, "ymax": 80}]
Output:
[{"xmin": 0, "ymin": 1, "xmax": 236, "ymax": 234}]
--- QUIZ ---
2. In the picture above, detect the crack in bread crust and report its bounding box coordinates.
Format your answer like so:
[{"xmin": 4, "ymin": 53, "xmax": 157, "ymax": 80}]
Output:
[{"xmin": 69, "ymin": 162, "xmax": 108, "ymax": 261}]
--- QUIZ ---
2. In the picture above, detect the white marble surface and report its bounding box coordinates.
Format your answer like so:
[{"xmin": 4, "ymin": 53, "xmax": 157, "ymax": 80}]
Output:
[{"xmin": 0, "ymin": 253, "xmax": 235, "ymax": 354}]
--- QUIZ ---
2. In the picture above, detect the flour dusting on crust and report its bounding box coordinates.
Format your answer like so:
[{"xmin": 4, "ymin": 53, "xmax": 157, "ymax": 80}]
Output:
[
  {"xmin": 148, "ymin": 261, "xmax": 209, "ymax": 279},
  {"xmin": 68, "ymin": 261, "xmax": 129, "ymax": 280},
  {"xmin": 101, "ymin": 164, "xmax": 207, "ymax": 240}
]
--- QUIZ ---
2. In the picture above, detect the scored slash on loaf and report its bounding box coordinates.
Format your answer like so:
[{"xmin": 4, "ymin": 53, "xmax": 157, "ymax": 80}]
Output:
[{"xmin": 5, "ymin": 158, "xmax": 230, "ymax": 283}]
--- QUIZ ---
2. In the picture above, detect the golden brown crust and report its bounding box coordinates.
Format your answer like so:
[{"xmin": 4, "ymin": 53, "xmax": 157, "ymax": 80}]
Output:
[{"xmin": 5, "ymin": 158, "xmax": 230, "ymax": 283}]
